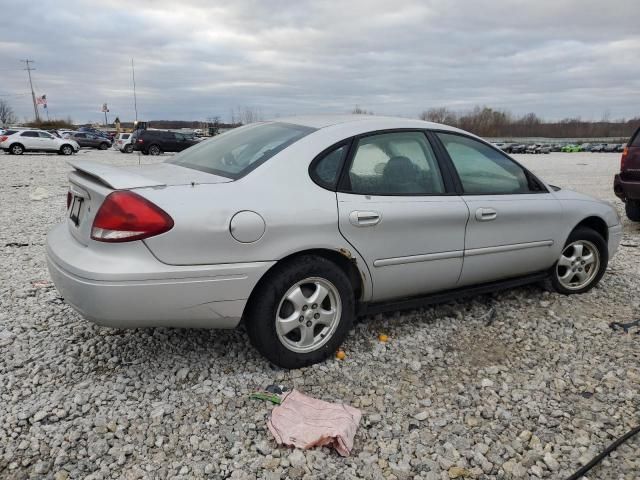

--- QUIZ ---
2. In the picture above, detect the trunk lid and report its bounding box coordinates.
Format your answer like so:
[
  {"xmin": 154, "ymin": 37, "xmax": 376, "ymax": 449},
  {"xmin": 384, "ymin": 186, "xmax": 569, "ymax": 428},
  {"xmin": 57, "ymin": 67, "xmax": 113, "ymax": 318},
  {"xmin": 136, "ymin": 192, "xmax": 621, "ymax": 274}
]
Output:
[{"xmin": 65, "ymin": 160, "xmax": 232, "ymax": 245}]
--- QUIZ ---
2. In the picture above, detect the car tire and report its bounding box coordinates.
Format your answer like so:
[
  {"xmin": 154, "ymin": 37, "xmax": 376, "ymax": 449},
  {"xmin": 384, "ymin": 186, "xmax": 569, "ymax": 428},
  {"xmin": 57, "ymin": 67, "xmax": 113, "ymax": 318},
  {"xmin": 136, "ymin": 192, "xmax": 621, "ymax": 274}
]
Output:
[
  {"xmin": 124, "ymin": 144, "xmax": 133, "ymax": 153},
  {"xmin": 148, "ymin": 145, "xmax": 162, "ymax": 156},
  {"xmin": 60, "ymin": 144, "xmax": 73, "ymax": 156},
  {"xmin": 245, "ymin": 255, "xmax": 355, "ymax": 369},
  {"xmin": 98, "ymin": 142, "xmax": 109, "ymax": 150},
  {"xmin": 10, "ymin": 143, "xmax": 24, "ymax": 155},
  {"xmin": 625, "ymin": 200, "xmax": 640, "ymax": 222},
  {"xmin": 550, "ymin": 227, "xmax": 608, "ymax": 295}
]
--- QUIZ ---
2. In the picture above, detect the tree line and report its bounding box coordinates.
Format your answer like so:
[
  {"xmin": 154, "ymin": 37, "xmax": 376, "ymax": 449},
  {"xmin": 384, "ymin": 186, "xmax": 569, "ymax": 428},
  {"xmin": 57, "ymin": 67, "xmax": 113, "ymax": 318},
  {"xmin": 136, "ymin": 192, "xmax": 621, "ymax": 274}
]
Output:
[{"xmin": 419, "ymin": 106, "xmax": 639, "ymax": 139}]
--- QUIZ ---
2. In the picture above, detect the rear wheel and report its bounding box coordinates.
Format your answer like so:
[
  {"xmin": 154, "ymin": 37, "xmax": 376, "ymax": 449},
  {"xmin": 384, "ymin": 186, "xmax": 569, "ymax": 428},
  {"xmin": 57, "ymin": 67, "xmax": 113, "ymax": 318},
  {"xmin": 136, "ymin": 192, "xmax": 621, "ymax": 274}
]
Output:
[
  {"xmin": 550, "ymin": 227, "xmax": 607, "ymax": 294},
  {"xmin": 98, "ymin": 142, "xmax": 109, "ymax": 150},
  {"xmin": 10, "ymin": 143, "xmax": 24, "ymax": 155},
  {"xmin": 148, "ymin": 144, "xmax": 162, "ymax": 155},
  {"xmin": 245, "ymin": 255, "xmax": 355, "ymax": 369}
]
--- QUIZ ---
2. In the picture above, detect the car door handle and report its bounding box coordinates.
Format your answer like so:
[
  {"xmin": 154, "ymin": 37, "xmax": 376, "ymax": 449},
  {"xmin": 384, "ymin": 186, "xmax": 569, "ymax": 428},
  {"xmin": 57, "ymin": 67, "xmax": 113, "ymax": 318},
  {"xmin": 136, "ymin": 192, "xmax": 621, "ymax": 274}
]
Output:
[
  {"xmin": 349, "ymin": 210, "xmax": 381, "ymax": 227},
  {"xmin": 475, "ymin": 207, "xmax": 497, "ymax": 221}
]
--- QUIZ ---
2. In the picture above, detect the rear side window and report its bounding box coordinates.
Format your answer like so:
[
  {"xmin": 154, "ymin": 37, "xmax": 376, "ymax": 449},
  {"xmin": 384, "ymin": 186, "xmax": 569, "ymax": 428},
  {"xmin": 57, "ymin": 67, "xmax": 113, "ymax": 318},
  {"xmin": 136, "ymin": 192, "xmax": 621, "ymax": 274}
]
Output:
[
  {"xmin": 21, "ymin": 131, "xmax": 39, "ymax": 137},
  {"xmin": 437, "ymin": 133, "xmax": 545, "ymax": 194},
  {"xmin": 346, "ymin": 131, "xmax": 445, "ymax": 195},
  {"xmin": 311, "ymin": 143, "xmax": 348, "ymax": 189},
  {"xmin": 169, "ymin": 122, "xmax": 316, "ymax": 179}
]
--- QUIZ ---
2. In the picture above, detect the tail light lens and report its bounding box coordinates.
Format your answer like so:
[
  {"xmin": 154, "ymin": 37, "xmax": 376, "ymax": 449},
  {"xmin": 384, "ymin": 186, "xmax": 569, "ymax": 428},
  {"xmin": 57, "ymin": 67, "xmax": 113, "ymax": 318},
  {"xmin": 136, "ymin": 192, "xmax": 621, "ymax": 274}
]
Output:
[
  {"xmin": 620, "ymin": 146, "xmax": 628, "ymax": 171},
  {"xmin": 91, "ymin": 191, "xmax": 174, "ymax": 242},
  {"xmin": 0, "ymin": 136, "xmax": 8, "ymax": 142},
  {"xmin": 137, "ymin": 138, "xmax": 144, "ymax": 143}
]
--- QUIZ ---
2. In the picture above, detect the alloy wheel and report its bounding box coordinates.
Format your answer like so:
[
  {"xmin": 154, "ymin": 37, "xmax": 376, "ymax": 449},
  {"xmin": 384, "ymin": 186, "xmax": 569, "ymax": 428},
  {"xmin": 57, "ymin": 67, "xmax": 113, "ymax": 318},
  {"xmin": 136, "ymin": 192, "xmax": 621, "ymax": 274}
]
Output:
[
  {"xmin": 275, "ymin": 277, "xmax": 342, "ymax": 353},
  {"xmin": 556, "ymin": 240, "xmax": 600, "ymax": 290}
]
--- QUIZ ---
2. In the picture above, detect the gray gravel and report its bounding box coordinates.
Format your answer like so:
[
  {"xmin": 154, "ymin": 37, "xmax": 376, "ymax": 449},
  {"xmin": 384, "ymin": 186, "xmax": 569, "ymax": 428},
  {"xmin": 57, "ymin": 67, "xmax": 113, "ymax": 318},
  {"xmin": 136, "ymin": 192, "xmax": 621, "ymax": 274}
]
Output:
[{"xmin": 1, "ymin": 149, "xmax": 638, "ymax": 479}]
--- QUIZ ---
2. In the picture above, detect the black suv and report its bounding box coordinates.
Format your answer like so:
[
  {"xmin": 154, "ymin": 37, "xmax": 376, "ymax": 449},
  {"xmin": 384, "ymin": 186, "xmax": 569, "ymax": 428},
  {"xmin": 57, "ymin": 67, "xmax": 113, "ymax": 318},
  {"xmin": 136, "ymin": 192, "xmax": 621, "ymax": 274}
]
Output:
[{"xmin": 132, "ymin": 130, "xmax": 199, "ymax": 155}]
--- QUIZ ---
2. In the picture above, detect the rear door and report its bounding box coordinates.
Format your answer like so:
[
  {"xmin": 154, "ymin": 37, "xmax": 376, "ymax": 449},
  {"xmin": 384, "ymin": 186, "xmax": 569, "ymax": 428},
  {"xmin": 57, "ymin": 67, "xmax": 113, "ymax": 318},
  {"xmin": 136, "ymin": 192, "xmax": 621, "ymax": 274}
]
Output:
[
  {"xmin": 19, "ymin": 131, "xmax": 40, "ymax": 149},
  {"xmin": 335, "ymin": 130, "xmax": 469, "ymax": 301},
  {"xmin": 435, "ymin": 132, "xmax": 563, "ymax": 286}
]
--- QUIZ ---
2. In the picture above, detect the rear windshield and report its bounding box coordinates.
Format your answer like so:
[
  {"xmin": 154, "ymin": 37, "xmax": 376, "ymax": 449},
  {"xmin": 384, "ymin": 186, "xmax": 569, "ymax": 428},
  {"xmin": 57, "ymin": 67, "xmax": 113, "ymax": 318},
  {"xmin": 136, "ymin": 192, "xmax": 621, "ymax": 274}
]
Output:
[
  {"xmin": 120, "ymin": 134, "xmax": 130, "ymax": 139},
  {"xmin": 631, "ymin": 127, "xmax": 640, "ymax": 147},
  {"xmin": 168, "ymin": 122, "xmax": 316, "ymax": 179}
]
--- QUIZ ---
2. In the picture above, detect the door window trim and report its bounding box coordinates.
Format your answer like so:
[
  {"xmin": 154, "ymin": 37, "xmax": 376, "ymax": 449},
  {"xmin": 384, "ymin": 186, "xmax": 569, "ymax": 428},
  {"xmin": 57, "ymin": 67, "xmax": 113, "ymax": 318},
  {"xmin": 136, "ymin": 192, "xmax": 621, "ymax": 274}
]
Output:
[
  {"xmin": 430, "ymin": 130, "xmax": 549, "ymax": 195},
  {"xmin": 308, "ymin": 138, "xmax": 353, "ymax": 190},
  {"xmin": 335, "ymin": 129, "xmax": 457, "ymax": 196}
]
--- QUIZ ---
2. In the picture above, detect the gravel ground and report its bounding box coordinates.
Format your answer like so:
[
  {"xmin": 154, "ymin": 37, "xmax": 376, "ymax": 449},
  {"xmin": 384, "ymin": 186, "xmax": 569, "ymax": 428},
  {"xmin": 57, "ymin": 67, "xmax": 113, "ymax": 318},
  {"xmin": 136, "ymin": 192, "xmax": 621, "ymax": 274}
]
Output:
[{"xmin": 1, "ymin": 149, "xmax": 638, "ymax": 480}]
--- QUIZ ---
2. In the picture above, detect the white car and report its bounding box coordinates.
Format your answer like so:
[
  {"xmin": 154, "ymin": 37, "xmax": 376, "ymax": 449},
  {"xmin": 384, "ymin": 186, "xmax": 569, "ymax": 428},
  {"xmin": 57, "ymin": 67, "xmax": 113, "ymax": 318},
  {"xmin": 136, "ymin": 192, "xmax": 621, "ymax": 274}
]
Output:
[
  {"xmin": 58, "ymin": 130, "xmax": 77, "ymax": 139},
  {"xmin": 114, "ymin": 133, "xmax": 134, "ymax": 153},
  {"xmin": 0, "ymin": 129, "xmax": 79, "ymax": 155}
]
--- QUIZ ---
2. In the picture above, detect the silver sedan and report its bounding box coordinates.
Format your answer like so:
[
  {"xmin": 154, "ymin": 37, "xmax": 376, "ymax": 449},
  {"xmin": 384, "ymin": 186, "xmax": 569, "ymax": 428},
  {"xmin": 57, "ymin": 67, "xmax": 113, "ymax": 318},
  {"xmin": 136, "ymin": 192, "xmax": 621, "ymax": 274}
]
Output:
[{"xmin": 47, "ymin": 115, "xmax": 622, "ymax": 368}]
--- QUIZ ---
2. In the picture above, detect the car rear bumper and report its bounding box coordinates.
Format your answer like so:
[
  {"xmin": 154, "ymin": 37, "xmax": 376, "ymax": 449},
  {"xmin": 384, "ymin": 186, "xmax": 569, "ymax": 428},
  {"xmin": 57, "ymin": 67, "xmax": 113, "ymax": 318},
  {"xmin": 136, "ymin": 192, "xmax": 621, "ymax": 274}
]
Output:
[
  {"xmin": 46, "ymin": 223, "xmax": 274, "ymax": 328},
  {"xmin": 614, "ymin": 173, "xmax": 640, "ymax": 201}
]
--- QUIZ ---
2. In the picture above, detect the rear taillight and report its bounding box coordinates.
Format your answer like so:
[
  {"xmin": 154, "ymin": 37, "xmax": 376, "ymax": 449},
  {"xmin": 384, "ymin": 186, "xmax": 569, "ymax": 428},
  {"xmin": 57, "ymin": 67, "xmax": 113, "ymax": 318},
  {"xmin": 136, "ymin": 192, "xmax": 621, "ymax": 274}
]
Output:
[
  {"xmin": 0, "ymin": 136, "xmax": 8, "ymax": 142},
  {"xmin": 137, "ymin": 139, "xmax": 144, "ymax": 143},
  {"xmin": 620, "ymin": 146, "xmax": 629, "ymax": 171},
  {"xmin": 67, "ymin": 191, "xmax": 72, "ymax": 209},
  {"xmin": 91, "ymin": 191, "xmax": 174, "ymax": 242}
]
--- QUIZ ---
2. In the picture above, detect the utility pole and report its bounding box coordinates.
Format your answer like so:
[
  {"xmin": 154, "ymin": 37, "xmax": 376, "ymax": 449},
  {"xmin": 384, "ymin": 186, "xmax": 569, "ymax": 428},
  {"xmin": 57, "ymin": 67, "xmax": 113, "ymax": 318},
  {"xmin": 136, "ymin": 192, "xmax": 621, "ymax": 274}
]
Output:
[
  {"xmin": 131, "ymin": 58, "xmax": 138, "ymax": 123},
  {"xmin": 21, "ymin": 59, "xmax": 40, "ymax": 122}
]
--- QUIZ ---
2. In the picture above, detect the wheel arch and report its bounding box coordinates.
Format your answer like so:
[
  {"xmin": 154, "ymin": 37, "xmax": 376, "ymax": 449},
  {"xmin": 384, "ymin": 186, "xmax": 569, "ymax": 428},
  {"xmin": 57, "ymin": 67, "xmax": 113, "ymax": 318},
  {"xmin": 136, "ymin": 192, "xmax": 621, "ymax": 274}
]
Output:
[
  {"xmin": 572, "ymin": 215, "xmax": 608, "ymax": 243},
  {"xmin": 9, "ymin": 142, "xmax": 25, "ymax": 151},
  {"xmin": 243, "ymin": 248, "xmax": 368, "ymax": 320}
]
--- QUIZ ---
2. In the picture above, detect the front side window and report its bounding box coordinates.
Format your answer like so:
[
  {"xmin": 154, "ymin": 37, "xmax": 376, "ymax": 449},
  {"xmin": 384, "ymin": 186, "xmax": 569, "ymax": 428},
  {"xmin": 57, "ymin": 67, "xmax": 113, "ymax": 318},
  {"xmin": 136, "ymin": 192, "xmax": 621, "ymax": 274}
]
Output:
[
  {"xmin": 169, "ymin": 122, "xmax": 315, "ymax": 179},
  {"xmin": 437, "ymin": 133, "xmax": 545, "ymax": 194},
  {"xmin": 346, "ymin": 131, "xmax": 445, "ymax": 195}
]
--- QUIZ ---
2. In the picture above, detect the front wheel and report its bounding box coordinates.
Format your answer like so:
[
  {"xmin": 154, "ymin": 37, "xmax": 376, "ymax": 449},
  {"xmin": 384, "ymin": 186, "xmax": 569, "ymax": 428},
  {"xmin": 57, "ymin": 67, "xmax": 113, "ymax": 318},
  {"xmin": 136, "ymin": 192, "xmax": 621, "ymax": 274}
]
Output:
[
  {"xmin": 625, "ymin": 200, "xmax": 640, "ymax": 222},
  {"xmin": 124, "ymin": 144, "xmax": 133, "ymax": 153},
  {"xmin": 550, "ymin": 227, "xmax": 607, "ymax": 294},
  {"xmin": 60, "ymin": 145, "xmax": 73, "ymax": 156},
  {"xmin": 245, "ymin": 256, "xmax": 355, "ymax": 369},
  {"xmin": 98, "ymin": 142, "xmax": 109, "ymax": 150}
]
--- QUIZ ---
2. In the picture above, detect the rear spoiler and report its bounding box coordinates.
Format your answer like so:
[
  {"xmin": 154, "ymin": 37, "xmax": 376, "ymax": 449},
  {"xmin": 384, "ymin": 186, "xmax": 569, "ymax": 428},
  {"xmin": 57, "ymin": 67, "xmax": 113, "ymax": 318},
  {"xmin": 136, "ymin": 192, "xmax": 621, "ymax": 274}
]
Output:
[{"xmin": 68, "ymin": 160, "xmax": 166, "ymax": 189}]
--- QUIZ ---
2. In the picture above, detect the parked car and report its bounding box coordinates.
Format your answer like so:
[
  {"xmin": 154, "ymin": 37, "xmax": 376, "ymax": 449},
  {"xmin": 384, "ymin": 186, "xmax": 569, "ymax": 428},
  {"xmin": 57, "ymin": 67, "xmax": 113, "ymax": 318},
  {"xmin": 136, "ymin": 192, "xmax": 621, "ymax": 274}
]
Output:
[
  {"xmin": 614, "ymin": 126, "xmax": 640, "ymax": 221},
  {"xmin": 616, "ymin": 143, "xmax": 625, "ymax": 152},
  {"xmin": 538, "ymin": 144, "xmax": 551, "ymax": 154},
  {"xmin": 78, "ymin": 126, "xmax": 112, "ymax": 140},
  {"xmin": 114, "ymin": 133, "xmax": 134, "ymax": 153},
  {"xmin": 562, "ymin": 144, "xmax": 582, "ymax": 153},
  {"xmin": 71, "ymin": 132, "xmax": 112, "ymax": 150},
  {"xmin": 525, "ymin": 144, "xmax": 539, "ymax": 154},
  {"xmin": 590, "ymin": 144, "xmax": 605, "ymax": 153},
  {"xmin": 46, "ymin": 115, "xmax": 622, "ymax": 368},
  {"xmin": 1, "ymin": 129, "xmax": 79, "ymax": 155},
  {"xmin": 603, "ymin": 144, "xmax": 618, "ymax": 153},
  {"xmin": 132, "ymin": 129, "xmax": 199, "ymax": 155},
  {"xmin": 58, "ymin": 130, "xmax": 76, "ymax": 139},
  {"xmin": 508, "ymin": 143, "xmax": 526, "ymax": 154}
]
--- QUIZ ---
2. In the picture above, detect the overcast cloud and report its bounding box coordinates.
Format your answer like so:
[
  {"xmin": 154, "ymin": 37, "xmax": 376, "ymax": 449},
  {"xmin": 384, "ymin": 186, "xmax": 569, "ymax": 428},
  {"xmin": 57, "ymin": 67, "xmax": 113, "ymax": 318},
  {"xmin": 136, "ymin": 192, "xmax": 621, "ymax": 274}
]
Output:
[{"xmin": 0, "ymin": 0, "xmax": 638, "ymax": 123}]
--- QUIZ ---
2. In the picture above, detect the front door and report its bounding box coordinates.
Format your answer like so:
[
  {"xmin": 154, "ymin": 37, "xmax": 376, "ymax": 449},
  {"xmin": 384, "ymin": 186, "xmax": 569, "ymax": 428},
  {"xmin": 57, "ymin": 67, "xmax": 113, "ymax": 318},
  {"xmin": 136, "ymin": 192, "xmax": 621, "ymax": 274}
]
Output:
[
  {"xmin": 336, "ymin": 131, "xmax": 469, "ymax": 301},
  {"xmin": 435, "ymin": 132, "xmax": 563, "ymax": 286}
]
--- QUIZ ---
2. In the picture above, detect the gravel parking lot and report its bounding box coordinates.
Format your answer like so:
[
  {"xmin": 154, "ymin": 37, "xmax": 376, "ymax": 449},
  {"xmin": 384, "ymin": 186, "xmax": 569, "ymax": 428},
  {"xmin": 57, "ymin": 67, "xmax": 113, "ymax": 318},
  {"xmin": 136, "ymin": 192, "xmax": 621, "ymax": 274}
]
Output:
[{"xmin": 1, "ymin": 149, "xmax": 638, "ymax": 480}]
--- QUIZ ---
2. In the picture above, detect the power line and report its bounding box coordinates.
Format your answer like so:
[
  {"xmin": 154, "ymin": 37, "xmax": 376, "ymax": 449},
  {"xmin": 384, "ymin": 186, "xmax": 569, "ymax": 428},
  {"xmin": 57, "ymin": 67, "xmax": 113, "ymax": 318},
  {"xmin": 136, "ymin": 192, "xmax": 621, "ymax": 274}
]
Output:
[{"xmin": 20, "ymin": 59, "xmax": 40, "ymax": 122}]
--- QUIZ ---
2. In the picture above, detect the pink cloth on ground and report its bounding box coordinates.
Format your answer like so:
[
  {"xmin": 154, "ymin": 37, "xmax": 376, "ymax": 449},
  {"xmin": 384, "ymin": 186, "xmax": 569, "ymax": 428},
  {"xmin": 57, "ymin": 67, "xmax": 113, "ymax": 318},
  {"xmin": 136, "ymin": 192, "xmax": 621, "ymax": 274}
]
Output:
[{"xmin": 267, "ymin": 389, "xmax": 362, "ymax": 456}]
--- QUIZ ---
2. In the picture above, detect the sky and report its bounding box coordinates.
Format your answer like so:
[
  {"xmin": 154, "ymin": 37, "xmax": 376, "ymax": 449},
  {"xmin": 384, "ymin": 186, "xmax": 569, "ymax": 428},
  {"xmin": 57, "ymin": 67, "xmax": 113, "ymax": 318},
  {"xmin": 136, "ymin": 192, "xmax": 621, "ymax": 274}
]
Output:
[{"xmin": 0, "ymin": 0, "xmax": 638, "ymax": 124}]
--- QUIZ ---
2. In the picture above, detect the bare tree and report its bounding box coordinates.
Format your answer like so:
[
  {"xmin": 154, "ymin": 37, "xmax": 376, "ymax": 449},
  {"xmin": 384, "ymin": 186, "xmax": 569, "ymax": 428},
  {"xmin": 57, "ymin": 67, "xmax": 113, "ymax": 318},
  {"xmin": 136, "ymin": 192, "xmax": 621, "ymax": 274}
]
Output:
[
  {"xmin": 352, "ymin": 105, "xmax": 374, "ymax": 115},
  {"xmin": 420, "ymin": 107, "xmax": 457, "ymax": 125},
  {"xmin": 0, "ymin": 99, "xmax": 17, "ymax": 126},
  {"xmin": 231, "ymin": 106, "xmax": 262, "ymax": 125}
]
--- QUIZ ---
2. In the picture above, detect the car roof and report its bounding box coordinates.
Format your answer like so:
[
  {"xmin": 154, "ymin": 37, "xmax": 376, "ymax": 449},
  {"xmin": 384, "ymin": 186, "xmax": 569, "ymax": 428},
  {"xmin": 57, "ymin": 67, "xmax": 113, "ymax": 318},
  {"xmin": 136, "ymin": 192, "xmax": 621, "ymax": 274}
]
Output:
[{"xmin": 273, "ymin": 114, "xmax": 462, "ymax": 133}]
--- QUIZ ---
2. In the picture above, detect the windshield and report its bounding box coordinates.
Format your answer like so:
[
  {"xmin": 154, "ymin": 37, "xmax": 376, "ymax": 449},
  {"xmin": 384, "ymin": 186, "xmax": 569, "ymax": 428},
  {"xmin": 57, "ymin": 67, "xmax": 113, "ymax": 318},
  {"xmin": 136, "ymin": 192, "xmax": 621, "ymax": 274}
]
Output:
[{"xmin": 168, "ymin": 122, "xmax": 316, "ymax": 179}]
